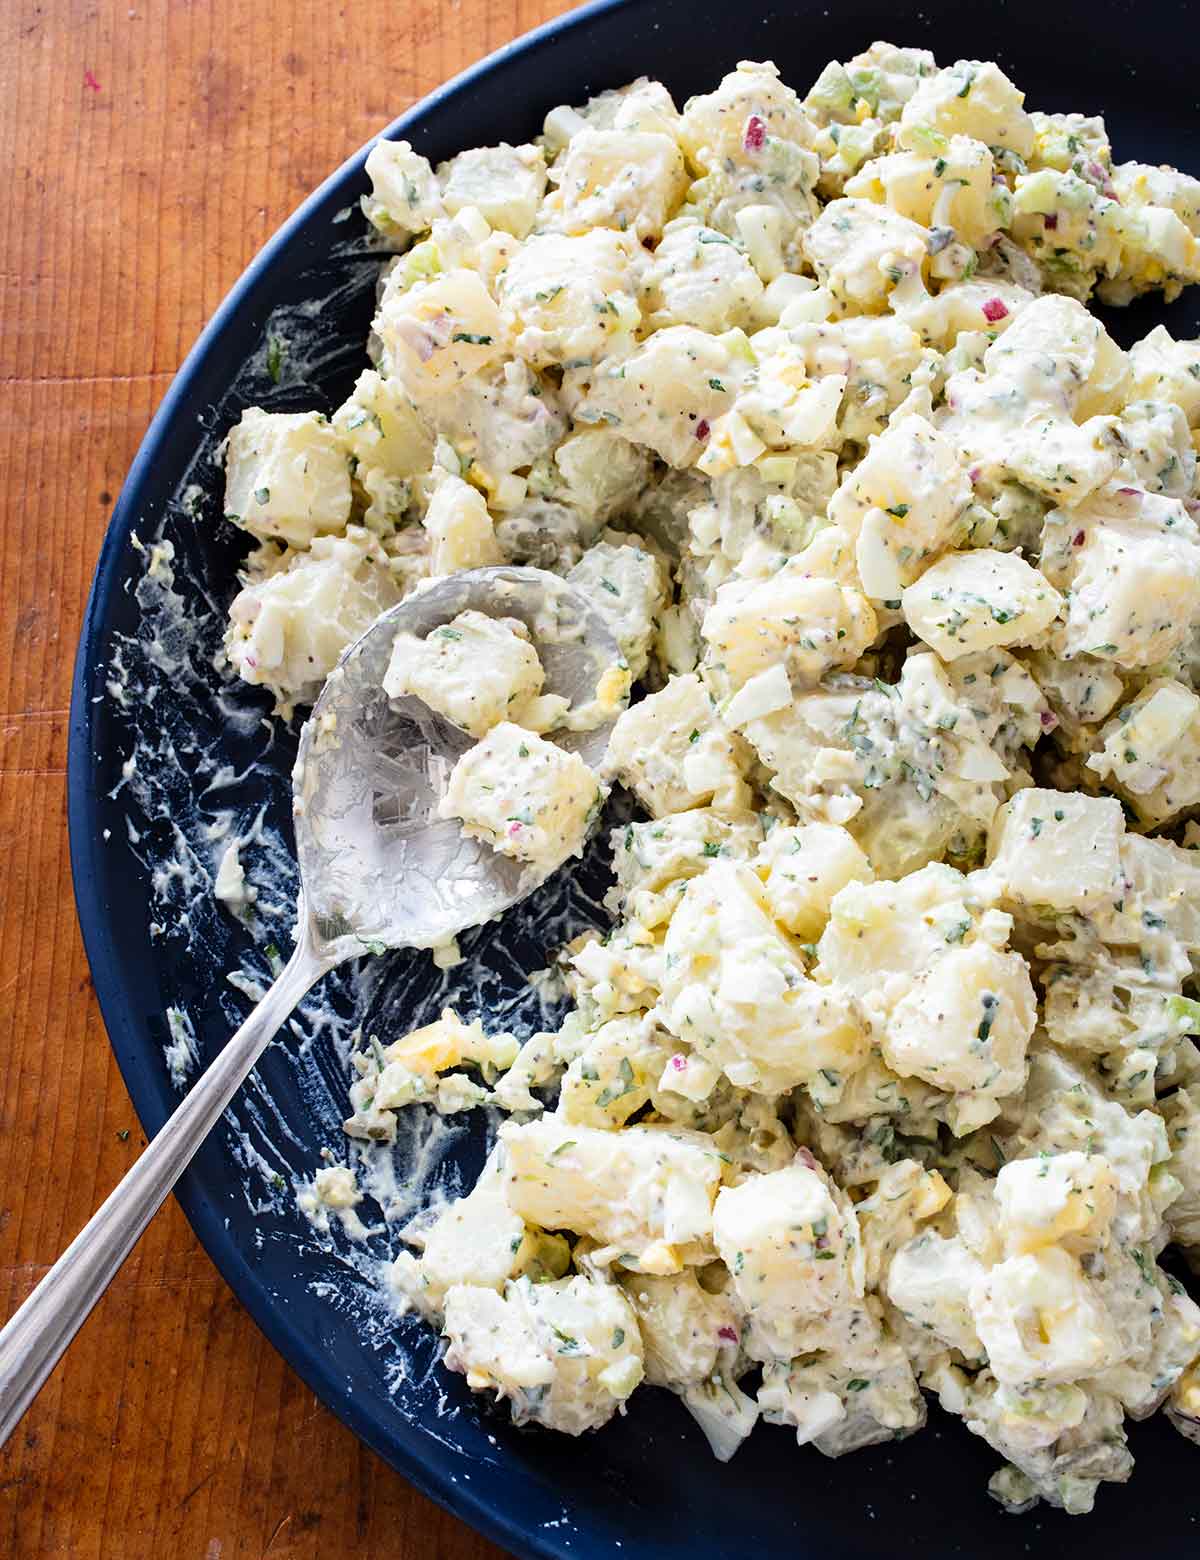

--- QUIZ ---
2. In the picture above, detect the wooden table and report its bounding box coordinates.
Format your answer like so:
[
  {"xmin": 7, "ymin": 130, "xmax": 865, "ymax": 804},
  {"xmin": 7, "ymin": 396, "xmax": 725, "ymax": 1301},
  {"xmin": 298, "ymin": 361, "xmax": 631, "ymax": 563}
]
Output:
[{"xmin": 0, "ymin": 1, "xmax": 578, "ymax": 1552}]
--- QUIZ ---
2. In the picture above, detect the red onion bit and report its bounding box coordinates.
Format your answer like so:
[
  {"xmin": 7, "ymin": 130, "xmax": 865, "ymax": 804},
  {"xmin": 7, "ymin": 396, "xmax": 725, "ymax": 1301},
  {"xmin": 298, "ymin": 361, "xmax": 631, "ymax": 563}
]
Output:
[
  {"xmin": 743, "ymin": 114, "xmax": 767, "ymax": 153},
  {"xmin": 696, "ymin": 419, "xmax": 711, "ymax": 441},
  {"xmin": 981, "ymin": 297, "xmax": 1009, "ymax": 324}
]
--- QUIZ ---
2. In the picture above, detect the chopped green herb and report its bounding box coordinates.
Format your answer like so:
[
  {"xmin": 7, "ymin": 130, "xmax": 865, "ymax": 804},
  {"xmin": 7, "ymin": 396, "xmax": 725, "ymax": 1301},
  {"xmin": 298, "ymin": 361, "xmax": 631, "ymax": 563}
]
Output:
[{"xmin": 596, "ymin": 1057, "xmax": 637, "ymax": 1109}]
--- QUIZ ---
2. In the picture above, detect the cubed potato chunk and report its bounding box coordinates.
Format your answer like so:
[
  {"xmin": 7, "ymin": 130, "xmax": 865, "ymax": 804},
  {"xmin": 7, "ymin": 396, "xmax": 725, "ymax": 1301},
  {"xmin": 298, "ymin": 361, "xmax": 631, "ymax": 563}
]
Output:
[
  {"xmin": 994, "ymin": 1152, "xmax": 1117, "ymax": 1258},
  {"xmin": 499, "ymin": 1116, "xmax": 723, "ymax": 1271},
  {"xmin": 902, "ymin": 549, "xmax": 1062, "ymax": 660},
  {"xmin": 606, "ymin": 673, "xmax": 748, "ymax": 816},
  {"xmin": 422, "ymin": 472, "xmax": 502, "ymax": 575},
  {"xmin": 898, "ymin": 60, "xmax": 1035, "ymax": 159},
  {"xmin": 383, "ymin": 610, "xmax": 546, "ymax": 737},
  {"xmin": 439, "ymin": 142, "xmax": 547, "ymax": 237},
  {"xmin": 617, "ymin": 1269, "xmax": 741, "ymax": 1390},
  {"xmin": 640, "ymin": 218, "xmax": 764, "ymax": 332},
  {"xmin": 679, "ymin": 58, "xmax": 815, "ymax": 173},
  {"xmin": 568, "ymin": 541, "xmax": 668, "ymax": 681},
  {"xmin": 846, "ymin": 136, "xmax": 1002, "ymax": 248},
  {"xmin": 580, "ymin": 326, "xmax": 735, "ymax": 468},
  {"xmin": 374, "ymin": 269, "xmax": 506, "ymax": 396},
  {"xmin": 1040, "ymin": 487, "xmax": 1200, "ymax": 670},
  {"xmin": 391, "ymin": 1148, "xmax": 567, "ymax": 1316},
  {"xmin": 439, "ymin": 722, "xmax": 602, "ymax": 874},
  {"xmin": 547, "ymin": 129, "xmax": 688, "ymax": 241},
  {"xmin": 985, "ymin": 788, "xmax": 1124, "ymax": 916},
  {"xmin": 753, "ymin": 821, "xmax": 874, "ymax": 940},
  {"xmin": 882, "ymin": 942, "xmax": 1036, "ymax": 1103},
  {"xmin": 713, "ymin": 1161, "xmax": 863, "ymax": 1360},
  {"xmin": 701, "ymin": 566, "xmax": 876, "ymax": 693},
  {"xmin": 1085, "ymin": 678, "xmax": 1200, "ymax": 827},
  {"xmin": 332, "ymin": 369, "xmax": 433, "ymax": 485},
  {"xmin": 816, "ymin": 863, "xmax": 984, "ymax": 1008},
  {"xmin": 660, "ymin": 862, "xmax": 869, "ymax": 1095},
  {"xmin": 1128, "ymin": 324, "xmax": 1200, "ymax": 426},
  {"xmin": 828, "ymin": 414, "xmax": 973, "ymax": 599},
  {"xmin": 224, "ymin": 408, "xmax": 352, "ymax": 547},
  {"xmin": 499, "ymin": 229, "xmax": 640, "ymax": 368},
  {"xmin": 802, "ymin": 198, "xmax": 929, "ymax": 313},
  {"xmin": 968, "ymin": 1248, "xmax": 1121, "ymax": 1387},
  {"xmin": 362, "ymin": 139, "xmax": 445, "ymax": 237},
  {"xmin": 224, "ymin": 527, "xmax": 402, "ymax": 712},
  {"xmin": 887, "ymin": 1232, "xmax": 986, "ymax": 1358}
]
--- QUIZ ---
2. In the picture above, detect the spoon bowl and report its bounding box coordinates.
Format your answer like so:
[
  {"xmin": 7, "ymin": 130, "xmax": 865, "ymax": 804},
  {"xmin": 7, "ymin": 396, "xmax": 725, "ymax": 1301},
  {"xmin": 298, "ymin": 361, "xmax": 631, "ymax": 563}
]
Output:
[{"xmin": 293, "ymin": 564, "xmax": 623, "ymax": 959}]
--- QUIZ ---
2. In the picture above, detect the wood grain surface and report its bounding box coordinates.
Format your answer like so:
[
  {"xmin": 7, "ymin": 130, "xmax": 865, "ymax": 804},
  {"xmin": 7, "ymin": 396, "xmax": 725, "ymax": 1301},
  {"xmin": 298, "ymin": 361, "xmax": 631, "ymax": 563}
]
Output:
[{"xmin": 0, "ymin": 2, "xmax": 577, "ymax": 1553}]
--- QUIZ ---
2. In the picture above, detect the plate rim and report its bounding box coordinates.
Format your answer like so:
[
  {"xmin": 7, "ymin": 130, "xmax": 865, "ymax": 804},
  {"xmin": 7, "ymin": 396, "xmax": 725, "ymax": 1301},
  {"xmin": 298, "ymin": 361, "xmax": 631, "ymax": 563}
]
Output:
[{"xmin": 65, "ymin": 2, "xmax": 638, "ymax": 1554}]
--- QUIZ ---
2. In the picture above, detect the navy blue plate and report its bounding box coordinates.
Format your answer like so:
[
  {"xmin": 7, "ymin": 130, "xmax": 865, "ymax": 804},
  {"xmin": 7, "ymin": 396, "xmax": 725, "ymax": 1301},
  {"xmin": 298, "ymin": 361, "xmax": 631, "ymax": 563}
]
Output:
[{"xmin": 69, "ymin": 1, "xmax": 1200, "ymax": 1554}]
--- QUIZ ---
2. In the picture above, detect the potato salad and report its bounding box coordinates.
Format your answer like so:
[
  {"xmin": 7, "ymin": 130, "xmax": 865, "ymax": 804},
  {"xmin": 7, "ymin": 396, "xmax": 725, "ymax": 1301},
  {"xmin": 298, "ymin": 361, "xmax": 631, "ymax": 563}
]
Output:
[{"xmin": 218, "ymin": 42, "xmax": 1200, "ymax": 1515}]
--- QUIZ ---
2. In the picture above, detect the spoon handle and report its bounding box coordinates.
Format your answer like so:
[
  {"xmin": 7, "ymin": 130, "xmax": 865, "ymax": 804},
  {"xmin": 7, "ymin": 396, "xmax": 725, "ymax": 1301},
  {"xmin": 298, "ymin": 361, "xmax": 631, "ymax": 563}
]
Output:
[{"xmin": 0, "ymin": 938, "xmax": 330, "ymax": 1448}]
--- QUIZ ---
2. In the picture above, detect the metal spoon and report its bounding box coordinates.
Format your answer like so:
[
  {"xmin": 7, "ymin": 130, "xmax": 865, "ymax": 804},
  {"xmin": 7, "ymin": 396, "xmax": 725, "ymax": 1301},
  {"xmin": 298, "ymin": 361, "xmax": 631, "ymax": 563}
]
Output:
[{"xmin": 0, "ymin": 564, "xmax": 622, "ymax": 1446}]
